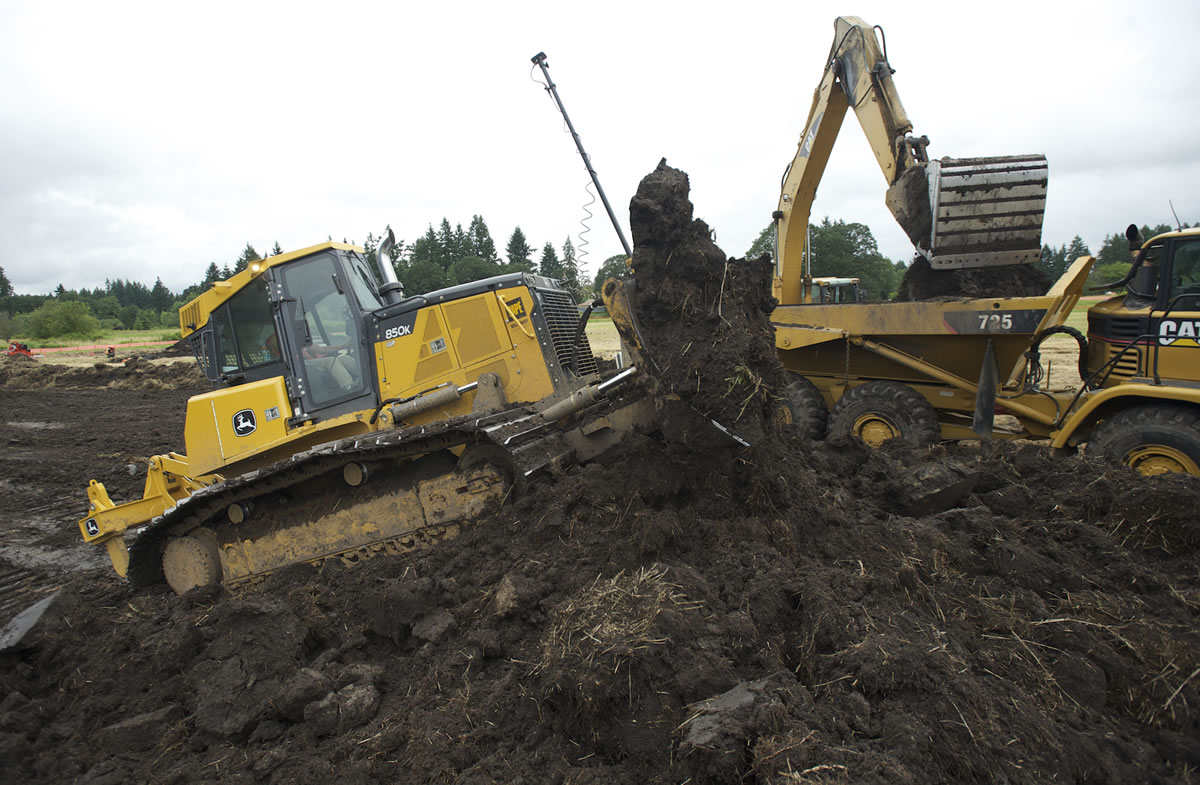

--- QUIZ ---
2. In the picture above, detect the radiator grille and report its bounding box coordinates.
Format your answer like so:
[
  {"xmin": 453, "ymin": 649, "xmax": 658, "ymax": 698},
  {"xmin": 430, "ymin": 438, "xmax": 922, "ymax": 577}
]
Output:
[
  {"xmin": 536, "ymin": 288, "xmax": 599, "ymax": 376},
  {"xmin": 1103, "ymin": 343, "xmax": 1141, "ymax": 380},
  {"xmin": 1090, "ymin": 314, "xmax": 1147, "ymax": 341},
  {"xmin": 179, "ymin": 301, "xmax": 204, "ymax": 332}
]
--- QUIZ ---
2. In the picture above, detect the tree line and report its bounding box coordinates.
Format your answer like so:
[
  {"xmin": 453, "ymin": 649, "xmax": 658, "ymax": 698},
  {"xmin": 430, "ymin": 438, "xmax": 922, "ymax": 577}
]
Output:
[
  {"xmin": 1, "ymin": 215, "xmax": 1191, "ymax": 342},
  {"xmin": 1037, "ymin": 223, "xmax": 1190, "ymax": 290},
  {"xmin": 364, "ymin": 216, "xmax": 585, "ymax": 303},
  {"xmin": 0, "ymin": 217, "xmax": 588, "ymax": 342}
]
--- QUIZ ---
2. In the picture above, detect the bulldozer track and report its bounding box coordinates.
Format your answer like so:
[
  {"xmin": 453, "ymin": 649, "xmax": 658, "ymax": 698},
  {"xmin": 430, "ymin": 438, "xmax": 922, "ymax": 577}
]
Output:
[{"xmin": 125, "ymin": 406, "xmax": 541, "ymax": 591}]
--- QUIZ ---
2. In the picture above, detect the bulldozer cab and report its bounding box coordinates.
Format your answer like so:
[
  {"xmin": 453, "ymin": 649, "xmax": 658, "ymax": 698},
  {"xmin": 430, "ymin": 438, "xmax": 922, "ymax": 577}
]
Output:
[{"xmin": 190, "ymin": 245, "xmax": 383, "ymax": 420}]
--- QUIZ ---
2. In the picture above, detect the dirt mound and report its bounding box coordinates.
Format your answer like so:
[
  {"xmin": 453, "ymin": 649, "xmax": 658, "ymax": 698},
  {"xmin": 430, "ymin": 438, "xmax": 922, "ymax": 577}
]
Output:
[
  {"xmin": 0, "ymin": 355, "xmax": 207, "ymax": 390},
  {"xmin": 626, "ymin": 160, "xmax": 790, "ymax": 446},
  {"xmin": 896, "ymin": 255, "xmax": 1051, "ymax": 301},
  {"xmin": 2, "ymin": 427, "xmax": 1198, "ymax": 784},
  {"xmin": 161, "ymin": 337, "xmax": 193, "ymax": 356}
]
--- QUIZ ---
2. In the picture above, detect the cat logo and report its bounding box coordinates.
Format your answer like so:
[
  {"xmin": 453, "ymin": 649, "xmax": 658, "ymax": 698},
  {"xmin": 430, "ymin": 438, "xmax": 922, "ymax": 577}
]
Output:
[
  {"xmin": 1158, "ymin": 319, "xmax": 1200, "ymax": 347},
  {"xmin": 232, "ymin": 409, "xmax": 257, "ymax": 437}
]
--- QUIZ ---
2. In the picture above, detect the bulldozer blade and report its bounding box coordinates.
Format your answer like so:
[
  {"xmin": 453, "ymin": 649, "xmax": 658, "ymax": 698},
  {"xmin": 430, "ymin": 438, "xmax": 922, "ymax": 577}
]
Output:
[{"xmin": 925, "ymin": 155, "xmax": 1048, "ymax": 269}]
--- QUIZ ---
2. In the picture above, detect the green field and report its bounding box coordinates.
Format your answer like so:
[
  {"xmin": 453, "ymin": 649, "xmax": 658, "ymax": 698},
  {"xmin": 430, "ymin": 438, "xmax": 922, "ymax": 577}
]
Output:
[
  {"xmin": 1062, "ymin": 299, "xmax": 1098, "ymax": 334},
  {"xmin": 16, "ymin": 329, "xmax": 180, "ymax": 349}
]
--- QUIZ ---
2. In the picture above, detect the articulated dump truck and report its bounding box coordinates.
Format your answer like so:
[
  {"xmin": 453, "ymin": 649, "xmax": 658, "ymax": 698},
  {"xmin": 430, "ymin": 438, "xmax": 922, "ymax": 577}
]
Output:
[
  {"xmin": 766, "ymin": 16, "xmax": 1200, "ymax": 475},
  {"xmin": 79, "ymin": 234, "xmax": 662, "ymax": 594}
]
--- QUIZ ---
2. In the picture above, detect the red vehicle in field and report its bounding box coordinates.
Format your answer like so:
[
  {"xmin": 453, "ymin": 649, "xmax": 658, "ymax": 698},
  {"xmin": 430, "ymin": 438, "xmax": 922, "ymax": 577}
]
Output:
[{"xmin": 5, "ymin": 341, "xmax": 35, "ymax": 358}]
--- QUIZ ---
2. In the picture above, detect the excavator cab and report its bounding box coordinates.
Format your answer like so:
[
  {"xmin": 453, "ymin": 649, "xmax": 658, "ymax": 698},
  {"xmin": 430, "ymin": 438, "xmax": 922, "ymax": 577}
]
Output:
[{"xmin": 807, "ymin": 277, "xmax": 862, "ymax": 304}]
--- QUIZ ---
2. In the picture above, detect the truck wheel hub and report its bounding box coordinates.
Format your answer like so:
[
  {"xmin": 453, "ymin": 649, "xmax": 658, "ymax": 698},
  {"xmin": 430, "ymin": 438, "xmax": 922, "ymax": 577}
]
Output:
[
  {"xmin": 1124, "ymin": 445, "xmax": 1200, "ymax": 477},
  {"xmin": 854, "ymin": 414, "xmax": 899, "ymax": 447}
]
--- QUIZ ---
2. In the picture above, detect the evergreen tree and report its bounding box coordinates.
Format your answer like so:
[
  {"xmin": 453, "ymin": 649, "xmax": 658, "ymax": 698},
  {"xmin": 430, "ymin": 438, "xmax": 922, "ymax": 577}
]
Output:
[
  {"xmin": 1095, "ymin": 232, "xmax": 1132, "ymax": 266},
  {"xmin": 54, "ymin": 283, "xmax": 67, "ymax": 298},
  {"xmin": 468, "ymin": 215, "xmax": 499, "ymax": 263},
  {"xmin": 561, "ymin": 237, "xmax": 582, "ymax": 299},
  {"xmin": 150, "ymin": 278, "xmax": 173, "ymax": 312},
  {"xmin": 538, "ymin": 242, "xmax": 564, "ymax": 279},
  {"xmin": 234, "ymin": 243, "xmax": 261, "ymax": 273},
  {"xmin": 0, "ymin": 266, "xmax": 13, "ymax": 297},
  {"xmin": 410, "ymin": 225, "xmax": 443, "ymax": 270},
  {"xmin": 221, "ymin": 264, "xmax": 233, "ymax": 279},
  {"xmin": 452, "ymin": 223, "xmax": 470, "ymax": 264},
  {"xmin": 436, "ymin": 219, "xmax": 457, "ymax": 270},
  {"xmin": 505, "ymin": 227, "xmax": 534, "ymax": 271},
  {"xmin": 1037, "ymin": 243, "xmax": 1068, "ymax": 280},
  {"xmin": 203, "ymin": 263, "xmax": 222, "ymax": 286},
  {"xmin": 363, "ymin": 231, "xmax": 381, "ymax": 280},
  {"xmin": 1065, "ymin": 236, "xmax": 1091, "ymax": 262},
  {"xmin": 271, "ymin": 241, "xmax": 283, "ymax": 256}
]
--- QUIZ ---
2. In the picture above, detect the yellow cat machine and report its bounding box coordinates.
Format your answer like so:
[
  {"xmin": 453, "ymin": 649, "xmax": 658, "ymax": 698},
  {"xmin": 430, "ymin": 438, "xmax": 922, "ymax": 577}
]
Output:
[
  {"xmin": 1080, "ymin": 225, "xmax": 1200, "ymax": 473},
  {"xmin": 79, "ymin": 234, "xmax": 652, "ymax": 593},
  {"xmin": 767, "ymin": 17, "xmax": 1200, "ymax": 476}
]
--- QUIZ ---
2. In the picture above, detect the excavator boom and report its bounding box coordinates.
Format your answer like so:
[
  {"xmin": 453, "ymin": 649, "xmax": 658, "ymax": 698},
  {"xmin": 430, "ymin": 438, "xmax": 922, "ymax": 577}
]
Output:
[{"xmin": 775, "ymin": 16, "xmax": 1047, "ymax": 303}]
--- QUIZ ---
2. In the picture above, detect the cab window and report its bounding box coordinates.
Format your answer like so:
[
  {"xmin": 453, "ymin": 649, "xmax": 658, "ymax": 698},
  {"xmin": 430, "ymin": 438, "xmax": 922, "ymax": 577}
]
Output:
[
  {"xmin": 282, "ymin": 255, "xmax": 367, "ymax": 407},
  {"xmin": 1167, "ymin": 239, "xmax": 1200, "ymax": 307},
  {"xmin": 213, "ymin": 278, "xmax": 280, "ymax": 375},
  {"xmin": 347, "ymin": 256, "xmax": 385, "ymax": 311}
]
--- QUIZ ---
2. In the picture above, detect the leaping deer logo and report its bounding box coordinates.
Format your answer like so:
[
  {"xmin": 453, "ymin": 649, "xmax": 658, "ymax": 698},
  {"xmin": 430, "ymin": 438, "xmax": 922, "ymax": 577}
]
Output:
[{"xmin": 233, "ymin": 409, "xmax": 257, "ymax": 437}]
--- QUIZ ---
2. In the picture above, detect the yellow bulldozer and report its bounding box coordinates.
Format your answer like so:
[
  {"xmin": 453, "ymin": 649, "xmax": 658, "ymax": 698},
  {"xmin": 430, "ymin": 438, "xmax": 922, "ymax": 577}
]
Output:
[
  {"xmin": 768, "ymin": 16, "xmax": 1200, "ymax": 475},
  {"xmin": 80, "ymin": 235, "xmax": 660, "ymax": 594}
]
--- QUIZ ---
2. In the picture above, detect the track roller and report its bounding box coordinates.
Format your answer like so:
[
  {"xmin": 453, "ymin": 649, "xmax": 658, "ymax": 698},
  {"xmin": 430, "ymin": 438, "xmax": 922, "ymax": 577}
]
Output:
[{"xmin": 162, "ymin": 530, "xmax": 222, "ymax": 595}]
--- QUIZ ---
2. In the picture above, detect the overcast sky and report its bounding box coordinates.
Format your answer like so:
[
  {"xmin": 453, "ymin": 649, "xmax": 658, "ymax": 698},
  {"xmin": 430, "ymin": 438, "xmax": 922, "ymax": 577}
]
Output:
[{"xmin": 3, "ymin": 0, "xmax": 1197, "ymax": 295}]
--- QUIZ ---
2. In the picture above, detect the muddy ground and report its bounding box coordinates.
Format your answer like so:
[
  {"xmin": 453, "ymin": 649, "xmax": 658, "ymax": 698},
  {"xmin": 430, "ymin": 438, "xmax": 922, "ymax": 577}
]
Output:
[
  {"xmin": 1, "ymin": 167, "xmax": 1197, "ymax": 784},
  {"xmin": 2, "ymin": 354, "xmax": 1198, "ymax": 785}
]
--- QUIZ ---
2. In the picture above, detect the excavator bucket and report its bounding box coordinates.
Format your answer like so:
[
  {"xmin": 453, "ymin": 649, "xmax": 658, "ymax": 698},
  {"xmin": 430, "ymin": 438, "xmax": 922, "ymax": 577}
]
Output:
[{"xmin": 888, "ymin": 155, "xmax": 1048, "ymax": 270}]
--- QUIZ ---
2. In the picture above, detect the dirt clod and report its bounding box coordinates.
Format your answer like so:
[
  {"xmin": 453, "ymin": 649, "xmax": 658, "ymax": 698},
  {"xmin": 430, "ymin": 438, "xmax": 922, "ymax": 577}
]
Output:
[
  {"xmin": 897, "ymin": 254, "xmax": 1051, "ymax": 300},
  {"xmin": 627, "ymin": 159, "xmax": 790, "ymax": 446}
]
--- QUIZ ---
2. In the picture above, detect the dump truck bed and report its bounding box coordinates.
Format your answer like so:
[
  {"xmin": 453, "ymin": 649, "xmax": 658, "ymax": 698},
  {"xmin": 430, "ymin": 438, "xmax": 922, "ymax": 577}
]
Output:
[{"xmin": 772, "ymin": 255, "xmax": 1091, "ymax": 399}]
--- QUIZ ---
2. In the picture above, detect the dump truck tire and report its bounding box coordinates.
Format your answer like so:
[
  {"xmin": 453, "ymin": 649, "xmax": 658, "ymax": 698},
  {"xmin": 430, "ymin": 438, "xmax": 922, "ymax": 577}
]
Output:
[
  {"xmin": 1087, "ymin": 404, "xmax": 1200, "ymax": 477},
  {"xmin": 775, "ymin": 376, "xmax": 828, "ymax": 440},
  {"xmin": 828, "ymin": 381, "xmax": 938, "ymax": 448}
]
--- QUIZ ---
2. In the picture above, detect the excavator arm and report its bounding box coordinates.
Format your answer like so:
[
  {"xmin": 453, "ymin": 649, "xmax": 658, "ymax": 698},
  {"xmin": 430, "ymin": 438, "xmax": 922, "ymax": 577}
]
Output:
[{"xmin": 774, "ymin": 16, "xmax": 1048, "ymax": 304}]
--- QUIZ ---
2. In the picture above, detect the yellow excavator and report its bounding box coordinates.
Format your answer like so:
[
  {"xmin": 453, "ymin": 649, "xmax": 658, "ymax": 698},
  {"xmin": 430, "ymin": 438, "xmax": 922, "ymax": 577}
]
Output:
[
  {"xmin": 770, "ymin": 16, "xmax": 1200, "ymax": 475},
  {"xmin": 80, "ymin": 236, "xmax": 657, "ymax": 593}
]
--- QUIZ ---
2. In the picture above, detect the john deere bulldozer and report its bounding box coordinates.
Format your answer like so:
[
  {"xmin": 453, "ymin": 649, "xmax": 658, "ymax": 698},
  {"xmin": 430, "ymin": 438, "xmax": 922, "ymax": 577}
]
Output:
[{"xmin": 80, "ymin": 234, "xmax": 655, "ymax": 594}]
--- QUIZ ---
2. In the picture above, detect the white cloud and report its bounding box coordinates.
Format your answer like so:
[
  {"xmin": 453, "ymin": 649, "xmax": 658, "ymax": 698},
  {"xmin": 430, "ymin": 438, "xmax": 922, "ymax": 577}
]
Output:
[{"xmin": 2, "ymin": 0, "xmax": 1197, "ymax": 294}]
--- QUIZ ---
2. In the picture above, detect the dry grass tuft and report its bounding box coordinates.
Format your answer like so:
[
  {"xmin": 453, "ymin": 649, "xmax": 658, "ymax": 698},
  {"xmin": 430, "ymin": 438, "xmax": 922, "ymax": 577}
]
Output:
[{"xmin": 539, "ymin": 565, "xmax": 694, "ymax": 677}]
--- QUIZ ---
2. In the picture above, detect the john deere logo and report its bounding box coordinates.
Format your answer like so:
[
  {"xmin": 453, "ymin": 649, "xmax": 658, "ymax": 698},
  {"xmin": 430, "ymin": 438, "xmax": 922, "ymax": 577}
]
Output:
[{"xmin": 233, "ymin": 409, "xmax": 257, "ymax": 437}]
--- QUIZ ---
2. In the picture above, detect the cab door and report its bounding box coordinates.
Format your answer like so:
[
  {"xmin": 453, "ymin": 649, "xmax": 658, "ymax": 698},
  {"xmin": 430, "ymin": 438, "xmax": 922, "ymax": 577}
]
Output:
[{"xmin": 277, "ymin": 252, "xmax": 375, "ymax": 417}]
